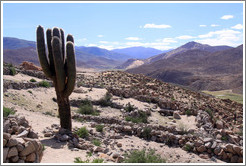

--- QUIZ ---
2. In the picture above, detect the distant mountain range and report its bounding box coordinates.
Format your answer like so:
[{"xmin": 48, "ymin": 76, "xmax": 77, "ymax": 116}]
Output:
[
  {"xmin": 127, "ymin": 42, "xmax": 243, "ymax": 93},
  {"xmin": 3, "ymin": 37, "xmax": 165, "ymax": 69}
]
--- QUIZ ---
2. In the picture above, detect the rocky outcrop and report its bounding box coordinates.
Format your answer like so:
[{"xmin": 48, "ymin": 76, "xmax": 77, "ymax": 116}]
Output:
[
  {"xmin": 3, "ymin": 115, "xmax": 43, "ymax": 163},
  {"xmin": 20, "ymin": 61, "xmax": 42, "ymax": 71}
]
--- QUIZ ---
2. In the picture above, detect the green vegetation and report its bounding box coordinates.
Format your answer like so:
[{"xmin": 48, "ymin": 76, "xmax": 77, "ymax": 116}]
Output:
[
  {"xmin": 38, "ymin": 80, "xmax": 51, "ymax": 88},
  {"xmin": 124, "ymin": 102, "xmax": 136, "ymax": 112},
  {"xmin": 202, "ymin": 90, "xmax": 243, "ymax": 104},
  {"xmin": 123, "ymin": 149, "xmax": 166, "ymax": 163},
  {"xmin": 183, "ymin": 144, "xmax": 193, "ymax": 152},
  {"xmin": 78, "ymin": 99, "xmax": 99, "ymax": 116},
  {"xmin": 43, "ymin": 111, "xmax": 54, "ymax": 117},
  {"xmin": 141, "ymin": 127, "xmax": 152, "ymax": 140},
  {"xmin": 185, "ymin": 109, "xmax": 192, "ymax": 116},
  {"xmin": 27, "ymin": 90, "xmax": 33, "ymax": 94},
  {"xmin": 74, "ymin": 157, "xmax": 104, "ymax": 163},
  {"xmin": 75, "ymin": 127, "xmax": 89, "ymax": 138},
  {"xmin": 3, "ymin": 106, "xmax": 15, "ymax": 117},
  {"xmin": 125, "ymin": 111, "xmax": 148, "ymax": 124},
  {"xmin": 92, "ymin": 139, "xmax": 101, "ymax": 146},
  {"xmin": 205, "ymin": 108, "xmax": 213, "ymax": 119},
  {"xmin": 95, "ymin": 124, "xmax": 104, "ymax": 132},
  {"xmin": 221, "ymin": 136, "xmax": 228, "ymax": 141},
  {"xmin": 30, "ymin": 78, "xmax": 37, "ymax": 82},
  {"xmin": 97, "ymin": 92, "xmax": 113, "ymax": 107},
  {"xmin": 9, "ymin": 67, "xmax": 16, "ymax": 76}
]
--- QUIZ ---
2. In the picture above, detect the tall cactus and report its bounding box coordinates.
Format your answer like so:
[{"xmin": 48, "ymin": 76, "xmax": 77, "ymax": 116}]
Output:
[{"xmin": 36, "ymin": 25, "xmax": 76, "ymax": 131}]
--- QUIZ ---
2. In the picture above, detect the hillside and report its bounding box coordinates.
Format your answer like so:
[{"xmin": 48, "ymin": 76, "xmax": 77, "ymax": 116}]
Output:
[
  {"xmin": 115, "ymin": 58, "xmax": 145, "ymax": 70},
  {"xmin": 128, "ymin": 45, "xmax": 243, "ymax": 93},
  {"xmin": 3, "ymin": 37, "xmax": 36, "ymax": 49}
]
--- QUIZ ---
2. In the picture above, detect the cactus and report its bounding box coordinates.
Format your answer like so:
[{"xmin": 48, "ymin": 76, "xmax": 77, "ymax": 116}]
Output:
[{"xmin": 36, "ymin": 25, "xmax": 76, "ymax": 131}]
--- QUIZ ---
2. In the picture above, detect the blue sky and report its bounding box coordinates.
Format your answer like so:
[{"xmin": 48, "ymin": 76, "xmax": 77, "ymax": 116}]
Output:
[{"xmin": 2, "ymin": 2, "xmax": 244, "ymax": 50}]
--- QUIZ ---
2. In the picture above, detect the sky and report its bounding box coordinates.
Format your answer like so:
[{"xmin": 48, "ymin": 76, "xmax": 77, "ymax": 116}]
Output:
[{"xmin": 2, "ymin": 2, "xmax": 244, "ymax": 50}]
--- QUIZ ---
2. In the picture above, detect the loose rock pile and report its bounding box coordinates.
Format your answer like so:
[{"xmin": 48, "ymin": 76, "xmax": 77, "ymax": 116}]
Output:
[{"xmin": 3, "ymin": 115, "xmax": 43, "ymax": 163}]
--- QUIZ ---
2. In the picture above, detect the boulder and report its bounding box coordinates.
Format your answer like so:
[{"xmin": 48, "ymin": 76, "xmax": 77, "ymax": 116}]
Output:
[
  {"xmin": 26, "ymin": 153, "xmax": 36, "ymax": 162},
  {"xmin": 3, "ymin": 139, "xmax": 7, "ymax": 147},
  {"xmin": 3, "ymin": 147, "xmax": 9, "ymax": 163},
  {"xmin": 7, "ymin": 147, "xmax": 18, "ymax": 158},
  {"xmin": 6, "ymin": 138, "xmax": 18, "ymax": 147},
  {"xmin": 11, "ymin": 156, "xmax": 19, "ymax": 162},
  {"xmin": 20, "ymin": 141, "xmax": 35, "ymax": 156},
  {"xmin": 197, "ymin": 145, "xmax": 206, "ymax": 153},
  {"xmin": 173, "ymin": 111, "xmax": 181, "ymax": 119},
  {"xmin": 3, "ymin": 132, "xmax": 11, "ymax": 140},
  {"xmin": 216, "ymin": 120, "xmax": 223, "ymax": 129}
]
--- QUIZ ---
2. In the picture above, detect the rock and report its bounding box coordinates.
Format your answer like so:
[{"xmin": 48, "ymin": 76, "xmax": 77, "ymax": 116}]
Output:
[
  {"xmin": 17, "ymin": 130, "xmax": 29, "ymax": 137},
  {"xmin": 26, "ymin": 153, "xmax": 36, "ymax": 162},
  {"xmin": 173, "ymin": 111, "xmax": 181, "ymax": 119},
  {"xmin": 44, "ymin": 132, "xmax": 53, "ymax": 137},
  {"xmin": 151, "ymin": 136, "xmax": 157, "ymax": 141},
  {"xmin": 199, "ymin": 153, "xmax": 209, "ymax": 159},
  {"xmin": 216, "ymin": 120, "xmax": 223, "ymax": 129},
  {"xmin": 3, "ymin": 132, "xmax": 11, "ymax": 140},
  {"xmin": 94, "ymin": 146, "xmax": 104, "ymax": 153},
  {"xmin": 117, "ymin": 143, "xmax": 122, "ymax": 148},
  {"xmin": 211, "ymin": 141, "xmax": 217, "ymax": 149},
  {"xmin": 197, "ymin": 145, "xmax": 206, "ymax": 153},
  {"xmin": 231, "ymin": 155, "xmax": 239, "ymax": 163},
  {"xmin": 16, "ymin": 138, "xmax": 26, "ymax": 145},
  {"xmin": 116, "ymin": 156, "xmax": 124, "ymax": 163},
  {"xmin": 233, "ymin": 145, "xmax": 242, "ymax": 156},
  {"xmin": 20, "ymin": 61, "xmax": 42, "ymax": 71},
  {"xmin": 11, "ymin": 155, "xmax": 19, "ymax": 162},
  {"xmin": 60, "ymin": 134, "xmax": 70, "ymax": 142},
  {"xmin": 238, "ymin": 157, "xmax": 243, "ymax": 163},
  {"xmin": 225, "ymin": 144, "xmax": 235, "ymax": 154},
  {"xmin": 16, "ymin": 144, "xmax": 25, "ymax": 152},
  {"xmin": 203, "ymin": 137, "xmax": 213, "ymax": 143},
  {"xmin": 205, "ymin": 142, "xmax": 212, "ymax": 149},
  {"xmin": 3, "ymin": 147, "xmax": 9, "ymax": 163},
  {"xmin": 3, "ymin": 120, "xmax": 11, "ymax": 133},
  {"xmin": 194, "ymin": 140, "xmax": 203, "ymax": 147},
  {"xmin": 20, "ymin": 141, "xmax": 35, "ymax": 156},
  {"xmin": 6, "ymin": 138, "xmax": 18, "ymax": 147},
  {"xmin": 7, "ymin": 147, "xmax": 18, "ymax": 158},
  {"xmin": 28, "ymin": 131, "xmax": 38, "ymax": 139},
  {"xmin": 112, "ymin": 152, "xmax": 120, "ymax": 159},
  {"xmin": 3, "ymin": 139, "xmax": 7, "ymax": 147},
  {"xmin": 18, "ymin": 159, "xmax": 25, "ymax": 163}
]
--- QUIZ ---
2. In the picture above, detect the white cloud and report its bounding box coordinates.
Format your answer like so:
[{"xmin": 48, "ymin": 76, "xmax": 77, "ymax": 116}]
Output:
[
  {"xmin": 97, "ymin": 35, "xmax": 104, "ymax": 37},
  {"xmin": 231, "ymin": 24, "xmax": 243, "ymax": 30},
  {"xmin": 221, "ymin": 15, "xmax": 234, "ymax": 20},
  {"xmin": 87, "ymin": 44, "xmax": 97, "ymax": 47},
  {"xmin": 176, "ymin": 35, "xmax": 195, "ymax": 40},
  {"xmin": 143, "ymin": 23, "xmax": 171, "ymax": 29},
  {"xmin": 162, "ymin": 38, "xmax": 177, "ymax": 43},
  {"xmin": 125, "ymin": 41, "xmax": 174, "ymax": 50},
  {"xmin": 196, "ymin": 29, "xmax": 242, "ymax": 46},
  {"xmin": 125, "ymin": 37, "xmax": 141, "ymax": 41},
  {"xmin": 99, "ymin": 41, "xmax": 109, "ymax": 44},
  {"xmin": 211, "ymin": 24, "xmax": 220, "ymax": 27},
  {"xmin": 199, "ymin": 25, "xmax": 207, "ymax": 27}
]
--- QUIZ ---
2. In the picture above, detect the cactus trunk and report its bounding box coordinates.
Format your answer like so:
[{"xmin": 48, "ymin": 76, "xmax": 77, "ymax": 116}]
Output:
[{"xmin": 36, "ymin": 25, "xmax": 76, "ymax": 131}]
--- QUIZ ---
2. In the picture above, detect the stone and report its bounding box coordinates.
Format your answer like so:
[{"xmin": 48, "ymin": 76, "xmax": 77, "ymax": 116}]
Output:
[
  {"xmin": 3, "ymin": 139, "xmax": 7, "ymax": 147},
  {"xmin": 199, "ymin": 153, "xmax": 209, "ymax": 159},
  {"xmin": 203, "ymin": 137, "xmax": 213, "ymax": 143},
  {"xmin": 197, "ymin": 145, "xmax": 206, "ymax": 153},
  {"xmin": 231, "ymin": 155, "xmax": 239, "ymax": 163},
  {"xmin": 17, "ymin": 130, "xmax": 29, "ymax": 138},
  {"xmin": 16, "ymin": 138, "xmax": 26, "ymax": 145},
  {"xmin": 94, "ymin": 146, "xmax": 104, "ymax": 153},
  {"xmin": 173, "ymin": 111, "xmax": 181, "ymax": 119},
  {"xmin": 11, "ymin": 155, "xmax": 19, "ymax": 162},
  {"xmin": 3, "ymin": 120, "xmax": 11, "ymax": 133},
  {"xmin": 112, "ymin": 152, "xmax": 120, "ymax": 159},
  {"xmin": 205, "ymin": 142, "xmax": 212, "ymax": 149},
  {"xmin": 16, "ymin": 144, "xmax": 25, "ymax": 152},
  {"xmin": 216, "ymin": 120, "xmax": 223, "ymax": 129},
  {"xmin": 194, "ymin": 140, "xmax": 203, "ymax": 147},
  {"xmin": 60, "ymin": 134, "xmax": 70, "ymax": 142},
  {"xmin": 44, "ymin": 132, "xmax": 53, "ymax": 137},
  {"xmin": 7, "ymin": 147, "xmax": 18, "ymax": 158},
  {"xmin": 225, "ymin": 144, "xmax": 235, "ymax": 154},
  {"xmin": 116, "ymin": 156, "xmax": 124, "ymax": 163},
  {"xmin": 20, "ymin": 141, "xmax": 35, "ymax": 156},
  {"xmin": 6, "ymin": 138, "xmax": 18, "ymax": 147},
  {"xmin": 28, "ymin": 131, "xmax": 38, "ymax": 139},
  {"xmin": 238, "ymin": 157, "xmax": 243, "ymax": 163},
  {"xmin": 233, "ymin": 145, "xmax": 242, "ymax": 156},
  {"xmin": 3, "ymin": 147, "xmax": 9, "ymax": 163},
  {"xmin": 117, "ymin": 143, "xmax": 122, "ymax": 147},
  {"xmin": 18, "ymin": 159, "xmax": 25, "ymax": 163},
  {"xmin": 3, "ymin": 132, "xmax": 11, "ymax": 140},
  {"xmin": 26, "ymin": 153, "xmax": 36, "ymax": 162},
  {"xmin": 211, "ymin": 141, "xmax": 217, "ymax": 149}
]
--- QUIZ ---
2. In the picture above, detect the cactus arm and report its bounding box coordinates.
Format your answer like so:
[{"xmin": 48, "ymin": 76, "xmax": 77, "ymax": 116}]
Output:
[
  {"xmin": 46, "ymin": 28, "xmax": 55, "ymax": 75},
  {"xmin": 52, "ymin": 27, "xmax": 61, "ymax": 38},
  {"xmin": 60, "ymin": 28, "xmax": 65, "ymax": 63},
  {"xmin": 66, "ymin": 34, "xmax": 74, "ymax": 43},
  {"xmin": 52, "ymin": 36, "xmax": 66, "ymax": 92},
  {"xmin": 36, "ymin": 25, "xmax": 52, "ymax": 78},
  {"xmin": 63, "ymin": 41, "xmax": 76, "ymax": 97}
]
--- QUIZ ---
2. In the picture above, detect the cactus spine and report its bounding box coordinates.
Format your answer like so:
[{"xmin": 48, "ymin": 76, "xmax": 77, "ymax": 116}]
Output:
[{"xmin": 36, "ymin": 25, "xmax": 76, "ymax": 131}]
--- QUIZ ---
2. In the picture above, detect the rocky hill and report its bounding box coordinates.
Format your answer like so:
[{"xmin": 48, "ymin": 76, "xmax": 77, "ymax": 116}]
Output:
[
  {"xmin": 3, "ymin": 63, "xmax": 243, "ymax": 163},
  {"xmin": 127, "ymin": 45, "xmax": 243, "ymax": 93}
]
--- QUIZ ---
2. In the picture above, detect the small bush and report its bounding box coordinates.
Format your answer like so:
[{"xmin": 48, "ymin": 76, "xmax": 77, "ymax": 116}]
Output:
[
  {"xmin": 221, "ymin": 136, "xmax": 228, "ymax": 141},
  {"xmin": 3, "ymin": 106, "xmax": 15, "ymax": 117},
  {"xmin": 78, "ymin": 99, "xmax": 99, "ymax": 116},
  {"xmin": 95, "ymin": 124, "xmax": 104, "ymax": 132},
  {"xmin": 97, "ymin": 92, "xmax": 113, "ymax": 107},
  {"xmin": 30, "ymin": 78, "xmax": 37, "ymax": 82},
  {"xmin": 141, "ymin": 127, "xmax": 152, "ymax": 140},
  {"xmin": 75, "ymin": 127, "xmax": 89, "ymax": 138},
  {"xmin": 74, "ymin": 157, "xmax": 103, "ymax": 163},
  {"xmin": 27, "ymin": 90, "xmax": 33, "ymax": 94},
  {"xmin": 123, "ymin": 149, "xmax": 166, "ymax": 163},
  {"xmin": 92, "ymin": 139, "xmax": 101, "ymax": 146},
  {"xmin": 183, "ymin": 144, "xmax": 193, "ymax": 152},
  {"xmin": 125, "ymin": 111, "xmax": 148, "ymax": 124},
  {"xmin": 185, "ymin": 109, "xmax": 192, "ymax": 116},
  {"xmin": 92, "ymin": 158, "xmax": 104, "ymax": 163},
  {"xmin": 38, "ymin": 81, "xmax": 51, "ymax": 88},
  {"xmin": 9, "ymin": 67, "xmax": 16, "ymax": 76},
  {"xmin": 205, "ymin": 108, "xmax": 213, "ymax": 119},
  {"xmin": 124, "ymin": 102, "xmax": 136, "ymax": 112}
]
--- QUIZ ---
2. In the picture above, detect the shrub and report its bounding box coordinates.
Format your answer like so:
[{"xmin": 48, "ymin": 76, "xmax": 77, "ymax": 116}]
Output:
[
  {"xmin": 95, "ymin": 124, "xmax": 104, "ymax": 132},
  {"xmin": 78, "ymin": 99, "xmax": 99, "ymax": 116},
  {"xmin": 123, "ymin": 149, "xmax": 166, "ymax": 163},
  {"xmin": 38, "ymin": 80, "xmax": 51, "ymax": 88},
  {"xmin": 205, "ymin": 108, "xmax": 213, "ymax": 119},
  {"xmin": 30, "ymin": 78, "xmax": 37, "ymax": 82},
  {"xmin": 27, "ymin": 90, "xmax": 33, "ymax": 94},
  {"xmin": 141, "ymin": 127, "xmax": 152, "ymax": 140},
  {"xmin": 183, "ymin": 144, "xmax": 193, "ymax": 152},
  {"xmin": 124, "ymin": 102, "xmax": 136, "ymax": 112},
  {"xmin": 97, "ymin": 92, "xmax": 113, "ymax": 107},
  {"xmin": 185, "ymin": 109, "xmax": 192, "ymax": 116},
  {"xmin": 74, "ymin": 157, "xmax": 103, "ymax": 163},
  {"xmin": 92, "ymin": 139, "xmax": 101, "ymax": 146},
  {"xmin": 75, "ymin": 127, "xmax": 89, "ymax": 138},
  {"xmin": 92, "ymin": 158, "xmax": 104, "ymax": 163},
  {"xmin": 3, "ymin": 106, "xmax": 15, "ymax": 117},
  {"xmin": 9, "ymin": 67, "xmax": 16, "ymax": 76},
  {"xmin": 125, "ymin": 111, "xmax": 148, "ymax": 124}
]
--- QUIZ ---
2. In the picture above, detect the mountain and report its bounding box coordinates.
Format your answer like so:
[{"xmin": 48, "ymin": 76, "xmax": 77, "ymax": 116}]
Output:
[
  {"xmin": 115, "ymin": 59, "xmax": 145, "ymax": 70},
  {"xmin": 112, "ymin": 46, "xmax": 167, "ymax": 59},
  {"xmin": 127, "ymin": 44, "xmax": 243, "ymax": 93},
  {"xmin": 146, "ymin": 41, "xmax": 233, "ymax": 64},
  {"xmin": 3, "ymin": 37, "xmax": 36, "ymax": 49}
]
